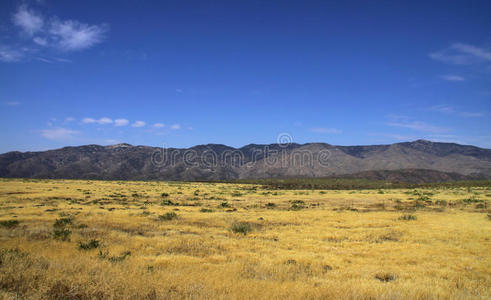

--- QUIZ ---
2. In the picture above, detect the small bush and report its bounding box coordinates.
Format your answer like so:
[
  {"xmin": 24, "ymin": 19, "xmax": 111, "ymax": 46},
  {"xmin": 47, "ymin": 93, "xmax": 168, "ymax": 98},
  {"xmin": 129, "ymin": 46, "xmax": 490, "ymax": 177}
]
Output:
[
  {"xmin": 53, "ymin": 217, "xmax": 73, "ymax": 228},
  {"xmin": 79, "ymin": 239, "xmax": 100, "ymax": 250},
  {"xmin": 265, "ymin": 202, "xmax": 276, "ymax": 208},
  {"xmin": 109, "ymin": 251, "xmax": 131, "ymax": 262},
  {"xmin": 200, "ymin": 208, "xmax": 214, "ymax": 213},
  {"xmin": 375, "ymin": 273, "xmax": 396, "ymax": 282},
  {"xmin": 435, "ymin": 199, "xmax": 448, "ymax": 206},
  {"xmin": 161, "ymin": 192, "xmax": 170, "ymax": 197},
  {"xmin": 0, "ymin": 220, "xmax": 19, "ymax": 228},
  {"xmin": 231, "ymin": 222, "xmax": 253, "ymax": 235},
  {"xmin": 161, "ymin": 199, "xmax": 177, "ymax": 206},
  {"xmin": 53, "ymin": 228, "xmax": 72, "ymax": 241},
  {"xmin": 399, "ymin": 214, "xmax": 417, "ymax": 221},
  {"xmin": 289, "ymin": 200, "xmax": 305, "ymax": 210},
  {"xmin": 219, "ymin": 201, "xmax": 230, "ymax": 208},
  {"xmin": 158, "ymin": 212, "xmax": 178, "ymax": 221},
  {"xmin": 462, "ymin": 197, "xmax": 483, "ymax": 204},
  {"xmin": 231, "ymin": 191, "xmax": 243, "ymax": 197}
]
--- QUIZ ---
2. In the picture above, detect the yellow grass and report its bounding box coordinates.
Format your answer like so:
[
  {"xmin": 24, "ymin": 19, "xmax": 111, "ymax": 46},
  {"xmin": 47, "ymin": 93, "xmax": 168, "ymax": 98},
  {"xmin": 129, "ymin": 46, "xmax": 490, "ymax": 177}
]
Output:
[{"xmin": 0, "ymin": 178, "xmax": 490, "ymax": 299}]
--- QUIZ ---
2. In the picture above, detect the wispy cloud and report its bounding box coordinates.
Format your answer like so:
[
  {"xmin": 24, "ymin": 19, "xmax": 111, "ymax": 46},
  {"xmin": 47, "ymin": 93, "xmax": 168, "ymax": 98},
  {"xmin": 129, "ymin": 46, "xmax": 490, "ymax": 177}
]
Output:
[
  {"xmin": 170, "ymin": 124, "xmax": 181, "ymax": 130},
  {"xmin": 153, "ymin": 123, "xmax": 165, "ymax": 128},
  {"xmin": 40, "ymin": 128, "xmax": 78, "ymax": 140},
  {"xmin": 3, "ymin": 101, "xmax": 21, "ymax": 106},
  {"xmin": 309, "ymin": 127, "xmax": 342, "ymax": 134},
  {"xmin": 430, "ymin": 43, "xmax": 491, "ymax": 65},
  {"xmin": 440, "ymin": 75, "xmax": 465, "ymax": 82},
  {"xmin": 428, "ymin": 104, "xmax": 484, "ymax": 118},
  {"xmin": 114, "ymin": 118, "xmax": 129, "ymax": 126},
  {"xmin": 132, "ymin": 121, "xmax": 146, "ymax": 127},
  {"xmin": 64, "ymin": 117, "xmax": 75, "ymax": 122},
  {"xmin": 12, "ymin": 5, "xmax": 44, "ymax": 36},
  {"xmin": 82, "ymin": 117, "xmax": 113, "ymax": 124},
  {"xmin": 0, "ymin": 46, "xmax": 24, "ymax": 62},
  {"xmin": 49, "ymin": 19, "xmax": 108, "ymax": 51},
  {"xmin": 386, "ymin": 120, "xmax": 447, "ymax": 133},
  {"xmin": 1, "ymin": 4, "xmax": 108, "ymax": 63}
]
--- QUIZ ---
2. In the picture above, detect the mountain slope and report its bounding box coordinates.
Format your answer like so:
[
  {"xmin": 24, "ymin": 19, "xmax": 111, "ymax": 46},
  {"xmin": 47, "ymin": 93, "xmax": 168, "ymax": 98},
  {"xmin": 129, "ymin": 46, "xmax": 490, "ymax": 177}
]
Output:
[{"xmin": 0, "ymin": 140, "xmax": 490, "ymax": 182}]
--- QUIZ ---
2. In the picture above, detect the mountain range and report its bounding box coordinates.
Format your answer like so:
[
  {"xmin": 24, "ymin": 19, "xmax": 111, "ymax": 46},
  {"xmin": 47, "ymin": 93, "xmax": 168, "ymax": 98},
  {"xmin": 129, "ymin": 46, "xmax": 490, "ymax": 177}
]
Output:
[{"xmin": 1, "ymin": 140, "xmax": 490, "ymax": 183}]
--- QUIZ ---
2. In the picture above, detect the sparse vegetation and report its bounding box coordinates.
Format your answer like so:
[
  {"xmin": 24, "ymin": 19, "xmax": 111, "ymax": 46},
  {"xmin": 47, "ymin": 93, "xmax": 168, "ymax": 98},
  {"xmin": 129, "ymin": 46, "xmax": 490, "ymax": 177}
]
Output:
[
  {"xmin": 0, "ymin": 178, "xmax": 489, "ymax": 299},
  {"xmin": 0, "ymin": 219, "xmax": 19, "ymax": 228},
  {"xmin": 158, "ymin": 212, "xmax": 178, "ymax": 221},
  {"xmin": 399, "ymin": 214, "xmax": 417, "ymax": 221},
  {"xmin": 230, "ymin": 221, "xmax": 253, "ymax": 235},
  {"xmin": 78, "ymin": 239, "xmax": 100, "ymax": 250}
]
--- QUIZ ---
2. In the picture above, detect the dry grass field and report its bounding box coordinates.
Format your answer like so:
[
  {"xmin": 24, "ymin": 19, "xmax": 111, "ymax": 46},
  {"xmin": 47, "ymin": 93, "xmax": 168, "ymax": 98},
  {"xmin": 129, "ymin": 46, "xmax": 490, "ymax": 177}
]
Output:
[{"xmin": 0, "ymin": 178, "xmax": 490, "ymax": 299}]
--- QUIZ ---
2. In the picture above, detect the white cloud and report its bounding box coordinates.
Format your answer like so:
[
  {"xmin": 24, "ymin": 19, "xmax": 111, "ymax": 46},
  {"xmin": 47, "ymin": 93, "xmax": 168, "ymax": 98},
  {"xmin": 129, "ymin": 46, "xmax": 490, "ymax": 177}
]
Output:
[
  {"xmin": 153, "ymin": 123, "xmax": 165, "ymax": 128},
  {"xmin": 65, "ymin": 117, "xmax": 75, "ymax": 122},
  {"xmin": 114, "ymin": 118, "xmax": 129, "ymax": 126},
  {"xmin": 170, "ymin": 123, "xmax": 181, "ymax": 130},
  {"xmin": 49, "ymin": 19, "xmax": 108, "ymax": 51},
  {"xmin": 82, "ymin": 117, "xmax": 112, "ymax": 124},
  {"xmin": 2, "ymin": 4, "xmax": 108, "ymax": 63},
  {"xmin": 4, "ymin": 101, "xmax": 20, "ymax": 106},
  {"xmin": 98, "ymin": 117, "xmax": 112, "ymax": 124},
  {"xmin": 82, "ymin": 117, "xmax": 96, "ymax": 124},
  {"xmin": 459, "ymin": 112, "xmax": 484, "ymax": 118},
  {"xmin": 33, "ymin": 36, "xmax": 48, "ymax": 46},
  {"xmin": 453, "ymin": 43, "xmax": 491, "ymax": 61},
  {"xmin": 440, "ymin": 75, "xmax": 465, "ymax": 81},
  {"xmin": 386, "ymin": 120, "xmax": 447, "ymax": 133},
  {"xmin": 0, "ymin": 46, "xmax": 23, "ymax": 62},
  {"xmin": 430, "ymin": 43, "xmax": 491, "ymax": 65},
  {"xmin": 132, "ymin": 121, "xmax": 146, "ymax": 127},
  {"xmin": 309, "ymin": 127, "xmax": 342, "ymax": 134},
  {"xmin": 40, "ymin": 128, "xmax": 78, "ymax": 140},
  {"xmin": 428, "ymin": 104, "xmax": 484, "ymax": 118},
  {"xmin": 12, "ymin": 5, "xmax": 44, "ymax": 36}
]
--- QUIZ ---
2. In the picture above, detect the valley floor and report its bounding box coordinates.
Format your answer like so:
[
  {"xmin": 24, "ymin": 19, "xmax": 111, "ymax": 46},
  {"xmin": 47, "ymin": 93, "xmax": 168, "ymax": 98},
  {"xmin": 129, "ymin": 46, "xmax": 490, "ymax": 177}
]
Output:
[{"xmin": 0, "ymin": 178, "xmax": 490, "ymax": 299}]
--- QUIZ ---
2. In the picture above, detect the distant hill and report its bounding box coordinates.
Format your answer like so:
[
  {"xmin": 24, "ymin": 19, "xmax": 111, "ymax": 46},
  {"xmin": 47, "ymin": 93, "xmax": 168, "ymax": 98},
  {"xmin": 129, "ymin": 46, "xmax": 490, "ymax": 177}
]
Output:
[{"xmin": 0, "ymin": 140, "xmax": 490, "ymax": 183}]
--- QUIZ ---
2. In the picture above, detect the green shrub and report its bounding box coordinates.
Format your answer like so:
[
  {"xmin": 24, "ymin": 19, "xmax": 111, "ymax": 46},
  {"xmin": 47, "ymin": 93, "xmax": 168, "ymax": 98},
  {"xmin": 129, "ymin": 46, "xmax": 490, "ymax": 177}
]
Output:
[
  {"xmin": 231, "ymin": 222, "xmax": 253, "ymax": 235},
  {"xmin": 53, "ymin": 217, "xmax": 73, "ymax": 228},
  {"xmin": 79, "ymin": 239, "xmax": 100, "ymax": 250},
  {"xmin": 53, "ymin": 228, "xmax": 72, "ymax": 241},
  {"xmin": 200, "ymin": 208, "xmax": 214, "ymax": 213},
  {"xmin": 0, "ymin": 220, "xmax": 19, "ymax": 228},
  {"xmin": 265, "ymin": 202, "xmax": 276, "ymax": 208},
  {"xmin": 219, "ymin": 201, "xmax": 230, "ymax": 208},
  {"xmin": 399, "ymin": 214, "xmax": 417, "ymax": 221},
  {"xmin": 161, "ymin": 192, "xmax": 169, "ymax": 197},
  {"xmin": 158, "ymin": 212, "xmax": 178, "ymax": 221},
  {"xmin": 161, "ymin": 199, "xmax": 177, "ymax": 206},
  {"xmin": 289, "ymin": 200, "xmax": 305, "ymax": 210},
  {"xmin": 435, "ymin": 199, "xmax": 448, "ymax": 206}
]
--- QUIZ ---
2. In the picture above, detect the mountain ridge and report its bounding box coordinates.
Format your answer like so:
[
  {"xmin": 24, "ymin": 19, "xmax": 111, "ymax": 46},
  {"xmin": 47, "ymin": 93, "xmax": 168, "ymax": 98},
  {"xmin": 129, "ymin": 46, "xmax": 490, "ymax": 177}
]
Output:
[{"xmin": 1, "ymin": 140, "xmax": 490, "ymax": 182}]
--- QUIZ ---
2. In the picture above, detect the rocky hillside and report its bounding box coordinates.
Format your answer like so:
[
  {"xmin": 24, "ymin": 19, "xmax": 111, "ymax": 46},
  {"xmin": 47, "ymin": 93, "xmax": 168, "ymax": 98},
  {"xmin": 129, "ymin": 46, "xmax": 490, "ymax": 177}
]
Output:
[{"xmin": 0, "ymin": 140, "xmax": 490, "ymax": 182}]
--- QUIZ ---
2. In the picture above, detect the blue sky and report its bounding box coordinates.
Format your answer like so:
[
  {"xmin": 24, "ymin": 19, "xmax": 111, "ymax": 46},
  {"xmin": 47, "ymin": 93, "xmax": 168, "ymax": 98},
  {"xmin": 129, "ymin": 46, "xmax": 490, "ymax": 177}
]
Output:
[{"xmin": 1, "ymin": 0, "xmax": 490, "ymax": 153}]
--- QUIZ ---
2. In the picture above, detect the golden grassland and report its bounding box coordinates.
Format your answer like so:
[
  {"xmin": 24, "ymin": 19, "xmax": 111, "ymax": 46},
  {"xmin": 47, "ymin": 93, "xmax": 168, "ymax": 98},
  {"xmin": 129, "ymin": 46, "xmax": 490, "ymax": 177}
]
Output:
[{"xmin": 0, "ymin": 178, "xmax": 490, "ymax": 299}]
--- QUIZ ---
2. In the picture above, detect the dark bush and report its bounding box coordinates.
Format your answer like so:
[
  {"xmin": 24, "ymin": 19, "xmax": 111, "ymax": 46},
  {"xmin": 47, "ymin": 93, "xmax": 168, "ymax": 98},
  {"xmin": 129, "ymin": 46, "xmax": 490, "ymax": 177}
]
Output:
[
  {"xmin": 231, "ymin": 222, "xmax": 253, "ymax": 235},
  {"xmin": 158, "ymin": 212, "xmax": 178, "ymax": 221},
  {"xmin": 79, "ymin": 239, "xmax": 100, "ymax": 250},
  {"xmin": 0, "ymin": 220, "xmax": 19, "ymax": 229},
  {"xmin": 399, "ymin": 214, "xmax": 417, "ymax": 221}
]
